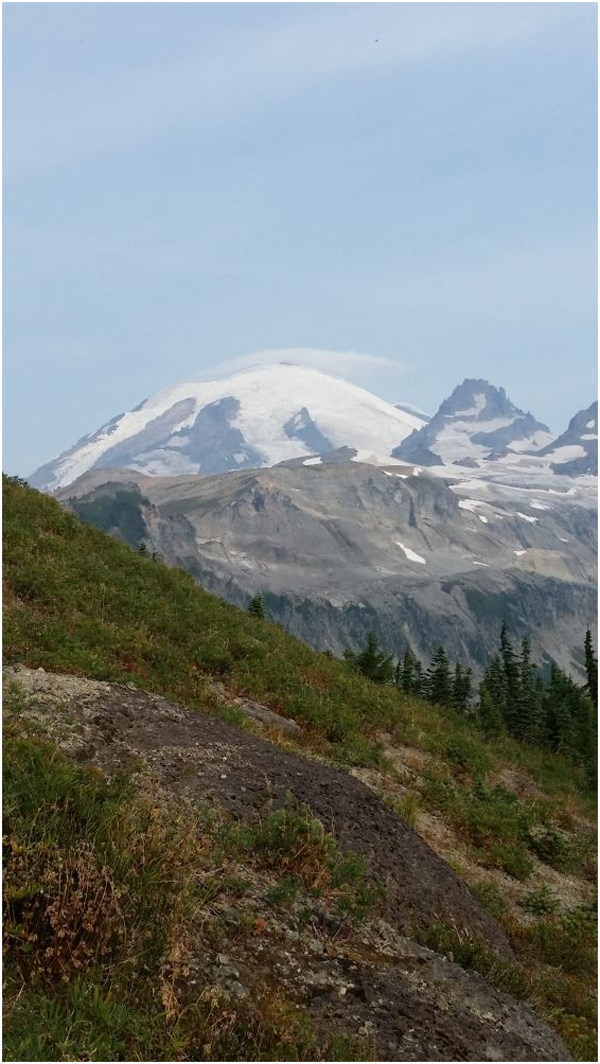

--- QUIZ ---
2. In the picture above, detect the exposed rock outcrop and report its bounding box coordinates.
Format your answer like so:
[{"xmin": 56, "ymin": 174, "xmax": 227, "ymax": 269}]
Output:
[{"xmin": 4, "ymin": 666, "xmax": 571, "ymax": 1061}]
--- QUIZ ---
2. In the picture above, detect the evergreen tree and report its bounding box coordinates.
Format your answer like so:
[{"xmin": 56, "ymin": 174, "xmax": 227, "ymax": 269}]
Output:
[
  {"xmin": 426, "ymin": 646, "xmax": 452, "ymax": 706},
  {"xmin": 517, "ymin": 636, "xmax": 543, "ymax": 743},
  {"xmin": 452, "ymin": 663, "xmax": 472, "ymax": 714},
  {"xmin": 397, "ymin": 646, "xmax": 423, "ymax": 696},
  {"xmin": 248, "ymin": 593, "xmax": 267, "ymax": 619},
  {"xmin": 543, "ymin": 664, "xmax": 578, "ymax": 757},
  {"xmin": 345, "ymin": 632, "xmax": 394, "ymax": 685},
  {"xmin": 478, "ymin": 688, "xmax": 504, "ymax": 733},
  {"xmin": 584, "ymin": 629, "xmax": 598, "ymax": 709},
  {"xmin": 499, "ymin": 621, "xmax": 520, "ymax": 733},
  {"xmin": 479, "ymin": 655, "xmax": 507, "ymax": 730},
  {"xmin": 413, "ymin": 659, "xmax": 425, "ymax": 700}
]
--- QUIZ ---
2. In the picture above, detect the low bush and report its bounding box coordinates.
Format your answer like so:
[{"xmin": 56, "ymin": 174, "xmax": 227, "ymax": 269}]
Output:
[{"xmin": 522, "ymin": 883, "xmax": 559, "ymax": 915}]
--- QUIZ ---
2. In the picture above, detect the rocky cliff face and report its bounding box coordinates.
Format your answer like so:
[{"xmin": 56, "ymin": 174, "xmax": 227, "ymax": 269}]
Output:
[{"xmin": 60, "ymin": 462, "xmax": 597, "ymax": 676}]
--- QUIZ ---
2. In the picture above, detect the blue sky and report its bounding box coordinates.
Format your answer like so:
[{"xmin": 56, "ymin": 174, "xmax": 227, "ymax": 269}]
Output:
[{"xmin": 3, "ymin": 2, "xmax": 597, "ymax": 475}]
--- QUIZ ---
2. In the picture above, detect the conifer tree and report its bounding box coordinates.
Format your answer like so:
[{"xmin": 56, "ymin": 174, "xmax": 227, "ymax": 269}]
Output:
[
  {"xmin": 346, "ymin": 632, "xmax": 394, "ymax": 685},
  {"xmin": 452, "ymin": 663, "xmax": 472, "ymax": 713},
  {"xmin": 426, "ymin": 646, "xmax": 452, "ymax": 706},
  {"xmin": 479, "ymin": 655, "xmax": 507, "ymax": 729},
  {"xmin": 517, "ymin": 636, "xmax": 543, "ymax": 743},
  {"xmin": 248, "ymin": 592, "xmax": 267, "ymax": 619},
  {"xmin": 413, "ymin": 659, "xmax": 424, "ymax": 700},
  {"xmin": 584, "ymin": 629, "xmax": 598, "ymax": 709},
  {"xmin": 478, "ymin": 687, "xmax": 504, "ymax": 733},
  {"xmin": 544, "ymin": 664, "xmax": 576, "ymax": 756},
  {"xmin": 499, "ymin": 621, "xmax": 520, "ymax": 732},
  {"xmin": 397, "ymin": 646, "xmax": 423, "ymax": 696}
]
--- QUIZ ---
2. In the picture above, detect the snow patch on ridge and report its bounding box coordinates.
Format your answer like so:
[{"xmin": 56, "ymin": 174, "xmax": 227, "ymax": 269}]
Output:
[{"xmin": 396, "ymin": 541, "xmax": 426, "ymax": 564}]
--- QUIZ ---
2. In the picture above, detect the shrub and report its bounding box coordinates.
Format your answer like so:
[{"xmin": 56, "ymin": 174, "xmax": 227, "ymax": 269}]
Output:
[
  {"xmin": 528, "ymin": 826, "xmax": 575, "ymax": 871},
  {"xmin": 530, "ymin": 906, "xmax": 597, "ymax": 974},
  {"xmin": 444, "ymin": 735, "xmax": 493, "ymax": 778},
  {"xmin": 490, "ymin": 842, "xmax": 534, "ymax": 881},
  {"xmin": 522, "ymin": 883, "xmax": 559, "ymax": 915},
  {"xmin": 3, "ymin": 724, "xmax": 203, "ymax": 991}
]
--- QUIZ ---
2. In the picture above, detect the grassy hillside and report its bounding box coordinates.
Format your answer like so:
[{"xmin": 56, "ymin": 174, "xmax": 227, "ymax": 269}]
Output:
[{"xmin": 2, "ymin": 475, "xmax": 597, "ymax": 1060}]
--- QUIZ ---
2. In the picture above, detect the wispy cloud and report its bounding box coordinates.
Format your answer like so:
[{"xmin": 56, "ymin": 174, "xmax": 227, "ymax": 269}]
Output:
[{"xmin": 195, "ymin": 347, "xmax": 406, "ymax": 386}]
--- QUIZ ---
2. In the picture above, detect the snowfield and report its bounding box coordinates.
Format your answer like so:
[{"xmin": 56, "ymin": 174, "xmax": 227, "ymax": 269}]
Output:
[{"xmin": 35, "ymin": 364, "xmax": 424, "ymax": 491}]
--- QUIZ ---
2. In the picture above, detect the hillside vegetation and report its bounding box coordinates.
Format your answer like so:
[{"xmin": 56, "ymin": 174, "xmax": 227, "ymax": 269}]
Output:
[{"xmin": 2, "ymin": 475, "xmax": 597, "ymax": 1060}]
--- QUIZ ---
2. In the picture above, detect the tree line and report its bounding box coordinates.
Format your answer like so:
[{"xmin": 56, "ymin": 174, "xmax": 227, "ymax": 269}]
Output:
[
  {"xmin": 344, "ymin": 621, "xmax": 597, "ymax": 783},
  {"xmin": 247, "ymin": 592, "xmax": 596, "ymax": 781}
]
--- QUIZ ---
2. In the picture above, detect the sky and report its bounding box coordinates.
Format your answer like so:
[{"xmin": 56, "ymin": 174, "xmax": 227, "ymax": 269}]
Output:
[{"xmin": 3, "ymin": 1, "xmax": 598, "ymax": 476}]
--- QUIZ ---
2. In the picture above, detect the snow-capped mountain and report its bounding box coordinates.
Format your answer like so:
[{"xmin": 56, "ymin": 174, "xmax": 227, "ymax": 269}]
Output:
[
  {"xmin": 30, "ymin": 364, "xmax": 424, "ymax": 493},
  {"xmin": 392, "ymin": 379, "xmax": 553, "ymax": 469},
  {"xmin": 532, "ymin": 402, "xmax": 598, "ymax": 476}
]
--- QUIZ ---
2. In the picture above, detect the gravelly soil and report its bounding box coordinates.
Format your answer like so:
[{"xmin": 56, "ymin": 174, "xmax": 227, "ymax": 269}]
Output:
[
  {"xmin": 4, "ymin": 666, "xmax": 571, "ymax": 1062},
  {"xmin": 5, "ymin": 665, "xmax": 508, "ymax": 953}
]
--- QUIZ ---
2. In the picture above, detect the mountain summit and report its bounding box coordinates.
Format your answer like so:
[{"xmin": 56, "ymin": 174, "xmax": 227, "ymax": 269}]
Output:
[
  {"xmin": 30, "ymin": 364, "xmax": 423, "ymax": 493},
  {"xmin": 393, "ymin": 379, "xmax": 552, "ymax": 468},
  {"xmin": 533, "ymin": 401, "xmax": 598, "ymax": 476}
]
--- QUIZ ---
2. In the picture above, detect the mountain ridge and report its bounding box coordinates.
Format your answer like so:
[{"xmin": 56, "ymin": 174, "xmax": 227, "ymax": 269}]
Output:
[
  {"xmin": 58, "ymin": 461, "xmax": 597, "ymax": 678},
  {"xmin": 30, "ymin": 365, "xmax": 596, "ymax": 492}
]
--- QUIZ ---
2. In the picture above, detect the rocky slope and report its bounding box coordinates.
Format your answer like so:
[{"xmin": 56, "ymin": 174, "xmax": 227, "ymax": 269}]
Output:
[
  {"xmin": 59, "ymin": 461, "xmax": 597, "ymax": 676},
  {"xmin": 4, "ymin": 666, "xmax": 571, "ymax": 1062}
]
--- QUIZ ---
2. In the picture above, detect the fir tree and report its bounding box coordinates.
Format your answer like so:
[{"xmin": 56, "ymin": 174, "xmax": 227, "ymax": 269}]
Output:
[
  {"xmin": 517, "ymin": 636, "xmax": 543, "ymax": 743},
  {"xmin": 452, "ymin": 663, "xmax": 472, "ymax": 713},
  {"xmin": 499, "ymin": 621, "xmax": 520, "ymax": 732},
  {"xmin": 397, "ymin": 646, "xmax": 423, "ymax": 696},
  {"xmin": 346, "ymin": 632, "xmax": 394, "ymax": 685},
  {"xmin": 248, "ymin": 593, "xmax": 267, "ymax": 619},
  {"xmin": 478, "ymin": 688, "xmax": 504, "ymax": 733},
  {"xmin": 584, "ymin": 629, "xmax": 598, "ymax": 709},
  {"xmin": 479, "ymin": 655, "xmax": 507, "ymax": 730},
  {"xmin": 413, "ymin": 659, "xmax": 424, "ymax": 700},
  {"xmin": 426, "ymin": 646, "xmax": 452, "ymax": 706}
]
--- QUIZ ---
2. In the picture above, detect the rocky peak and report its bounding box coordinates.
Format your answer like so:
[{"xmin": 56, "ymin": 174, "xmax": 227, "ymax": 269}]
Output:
[{"xmin": 393, "ymin": 379, "xmax": 550, "ymax": 468}]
